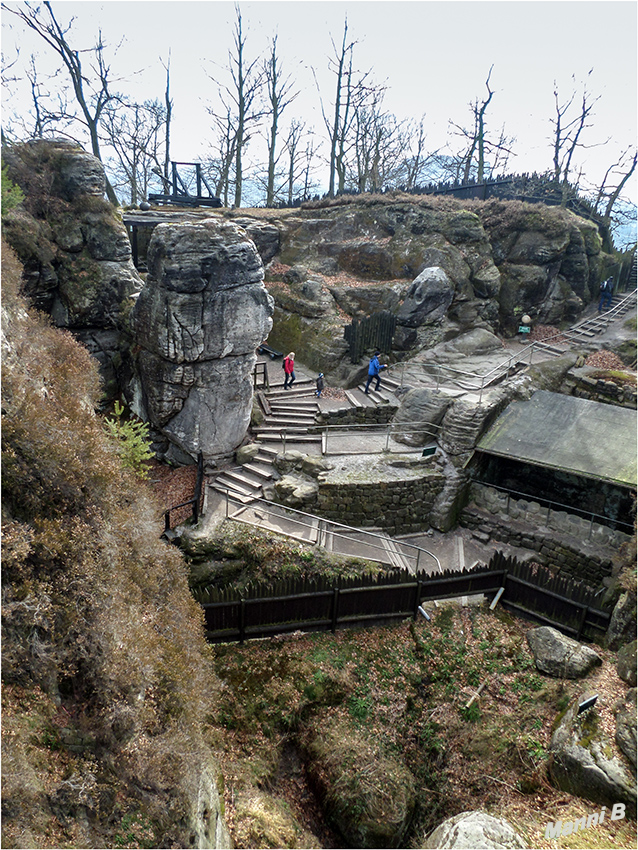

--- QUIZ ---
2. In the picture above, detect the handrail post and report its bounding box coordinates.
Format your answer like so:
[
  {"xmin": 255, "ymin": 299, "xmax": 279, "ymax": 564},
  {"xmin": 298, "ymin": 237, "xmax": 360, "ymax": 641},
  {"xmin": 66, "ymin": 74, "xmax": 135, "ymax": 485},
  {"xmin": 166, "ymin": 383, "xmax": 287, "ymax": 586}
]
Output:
[
  {"xmin": 239, "ymin": 598, "xmax": 246, "ymax": 644},
  {"xmin": 282, "ymin": 429, "xmax": 286, "ymax": 454},
  {"xmin": 385, "ymin": 423, "xmax": 391, "ymax": 452},
  {"xmin": 331, "ymin": 586, "xmax": 340, "ymax": 633}
]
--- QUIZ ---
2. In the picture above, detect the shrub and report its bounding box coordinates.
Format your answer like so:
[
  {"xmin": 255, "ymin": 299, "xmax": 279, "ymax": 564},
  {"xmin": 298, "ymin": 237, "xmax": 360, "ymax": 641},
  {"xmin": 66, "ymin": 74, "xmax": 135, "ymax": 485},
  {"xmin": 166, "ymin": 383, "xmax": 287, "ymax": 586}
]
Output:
[{"xmin": 103, "ymin": 401, "xmax": 155, "ymax": 478}]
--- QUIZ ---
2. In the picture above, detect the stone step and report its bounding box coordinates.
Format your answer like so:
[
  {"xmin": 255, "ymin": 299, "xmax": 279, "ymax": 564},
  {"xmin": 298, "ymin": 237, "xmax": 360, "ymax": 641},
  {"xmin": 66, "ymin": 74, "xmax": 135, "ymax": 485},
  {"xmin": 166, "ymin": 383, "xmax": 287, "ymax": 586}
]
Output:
[
  {"xmin": 269, "ymin": 401, "xmax": 319, "ymax": 412},
  {"xmin": 344, "ymin": 389, "xmax": 363, "ymax": 408},
  {"xmin": 265, "ymin": 414, "xmax": 317, "ymax": 425},
  {"xmin": 213, "ymin": 475, "xmax": 260, "ymax": 498},
  {"xmin": 211, "ymin": 484, "xmax": 258, "ymax": 505},
  {"xmin": 255, "ymin": 433, "xmax": 322, "ymax": 443},
  {"xmin": 358, "ymin": 384, "xmax": 392, "ymax": 404},
  {"xmin": 255, "ymin": 424, "xmax": 311, "ymax": 435},
  {"xmin": 241, "ymin": 462, "xmax": 274, "ymax": 481},
  {"xmin": 216, "ymin": 469, "xmax": 263, "ymax": 492}
]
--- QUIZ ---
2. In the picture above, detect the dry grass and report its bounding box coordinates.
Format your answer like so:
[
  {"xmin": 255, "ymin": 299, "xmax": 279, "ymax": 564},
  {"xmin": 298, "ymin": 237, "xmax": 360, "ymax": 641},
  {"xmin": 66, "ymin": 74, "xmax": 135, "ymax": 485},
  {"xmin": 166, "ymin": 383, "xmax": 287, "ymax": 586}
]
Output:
[{"xmin": 208, "ymin": 602, "xmax": 636, "ymax": 849}]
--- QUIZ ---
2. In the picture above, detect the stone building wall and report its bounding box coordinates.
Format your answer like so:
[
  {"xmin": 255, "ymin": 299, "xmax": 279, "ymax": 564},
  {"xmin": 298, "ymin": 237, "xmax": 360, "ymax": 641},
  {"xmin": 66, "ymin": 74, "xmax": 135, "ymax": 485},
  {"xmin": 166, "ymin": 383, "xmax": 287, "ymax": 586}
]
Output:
[
  {"xmin": 316, "ymin": 403, "xmax": 398, "ymax": 428},
  {"xmin": 316, "ymin": 470, "xmax": 446, "ymax": 535},
  {"xmin": 460, "ymin": 483, "xmax": 625, "ymax": 583},
  {"xmin": 563, "ymin": 374, "xmax": 637, "ymax": 409}
]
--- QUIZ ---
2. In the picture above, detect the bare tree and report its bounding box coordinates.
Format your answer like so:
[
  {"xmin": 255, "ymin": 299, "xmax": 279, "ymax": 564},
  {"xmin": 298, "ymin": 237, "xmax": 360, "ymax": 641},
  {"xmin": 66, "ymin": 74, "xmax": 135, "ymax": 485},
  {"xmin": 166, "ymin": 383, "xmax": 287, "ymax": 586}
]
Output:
[
  {"xmin": 551, "ymin": 72, "xmax": 601, "ymax": 203},
  {"xmin": 202, "ymin": 106, "xmax": 238, "ymax": 206},
  {"xmin": 315, "ymin": 17, "xmax": 371, "ymax": 197},
  {"xmin": 3, "ymin": 1, "xmax": 122, "ymax": 204},
  {"xmin": 448, "ymin": 66, "xmax": 514, "ymax": 184},
  {"xmin": 590, "ymin": 148, "xmax": 637, "ymax": 250},
  {"xmin": 101, "ymin": 98, "xmax": 167, "ymax": 205},
  {"xmin": 205, "ymin": 5, "xmax": 264, "ymax": 208},
  {"xmin": 160, "ymin": 51, "xmax": 172, "ymax": 194},
  {"xmin": 262, "ymin": 36, "xmax": 297, "ymax": 207}
]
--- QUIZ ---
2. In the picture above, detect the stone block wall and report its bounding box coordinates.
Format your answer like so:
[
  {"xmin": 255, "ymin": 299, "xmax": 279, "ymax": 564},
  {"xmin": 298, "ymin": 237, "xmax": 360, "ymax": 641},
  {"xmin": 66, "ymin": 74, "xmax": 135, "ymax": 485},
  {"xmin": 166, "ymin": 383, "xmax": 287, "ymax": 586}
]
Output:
[
  {"xmin": 316, "ymin": 403, "xmax": 398, "ymax": 428},
  {"xmin": 316, "ymin": 470, "xmax": 446, "ymax": 535},
  {"xmin": 460, "ymin": 483, "xmax": 624, "ymax": 584},
  {"xmin": 563, "ymin": 375, "xmax": 637, "ymax": 409}
]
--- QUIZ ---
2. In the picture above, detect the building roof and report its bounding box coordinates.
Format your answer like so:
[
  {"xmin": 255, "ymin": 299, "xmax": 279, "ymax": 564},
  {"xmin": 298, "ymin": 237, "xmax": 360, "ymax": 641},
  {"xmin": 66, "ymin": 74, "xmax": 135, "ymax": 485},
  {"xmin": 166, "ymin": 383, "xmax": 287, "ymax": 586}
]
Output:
[{"xmin": 476, "ymin": 390, "xmax": 637, "ymax": 488}]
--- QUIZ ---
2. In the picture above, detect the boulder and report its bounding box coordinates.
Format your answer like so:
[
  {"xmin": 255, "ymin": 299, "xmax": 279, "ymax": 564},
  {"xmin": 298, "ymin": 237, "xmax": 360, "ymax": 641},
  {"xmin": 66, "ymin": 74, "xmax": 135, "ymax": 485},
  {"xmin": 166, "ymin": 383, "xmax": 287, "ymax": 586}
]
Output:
[
  {"xmin": 549, "ymin": 696, "xmax": 637, "ymax": 808},
  {"xmin": 131, "ymin": 219, "xmax": 273, "ymax": 462},
  {"xmin": 526, "ymin": 627, "xmax": 602, "ymax": 678},
  {"xmin": 392, "ymin": 388, "xmax": 454, "ymax": 447},
  {"xmin": 396, "ymin": 267, "xmax": 455, "ymax": 328},
  {"xmin": 423, "ymin": 811, "xmax": 528, "ymax": 849},
  {"xmin": 615, "ymin": 688, "xmax": 637, "ymax": 769},
  {"xmin": 236, "ymin": 443, "xmax": 261, "ymax": 465},
  {"xmin": 606, "ymin": 591, "xmax": 638, "ymax": 651},
  {"xmin": 616, "ymin": 640, "xmax": 637, "ymax": 687},
  {"xmin": 303, "ymin": 717, "xmax": 415, "ymax": 848},
  {"xmin": 273, "ymin": 475, "xmax": 318, "ymax": 508}
]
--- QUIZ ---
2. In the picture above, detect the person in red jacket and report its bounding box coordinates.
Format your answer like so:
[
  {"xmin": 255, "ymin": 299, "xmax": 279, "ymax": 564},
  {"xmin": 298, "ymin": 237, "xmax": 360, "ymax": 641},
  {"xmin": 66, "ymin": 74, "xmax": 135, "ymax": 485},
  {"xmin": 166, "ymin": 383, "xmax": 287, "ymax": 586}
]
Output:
[{"xmin": 283, "ymin": 351, "xmax": 296, "ymax": 389}]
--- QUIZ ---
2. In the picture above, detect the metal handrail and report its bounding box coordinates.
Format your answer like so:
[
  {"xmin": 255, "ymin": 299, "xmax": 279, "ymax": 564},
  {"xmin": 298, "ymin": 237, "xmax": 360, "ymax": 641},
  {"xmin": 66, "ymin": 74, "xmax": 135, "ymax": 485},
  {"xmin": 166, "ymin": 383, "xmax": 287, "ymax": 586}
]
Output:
[
  {"xmin": 469, "ymin": 478, "xmax": 634, "ymax": 537},
  {"xmin": 220, "ymin": 489, "xmax": 442, "ymax": 573}
]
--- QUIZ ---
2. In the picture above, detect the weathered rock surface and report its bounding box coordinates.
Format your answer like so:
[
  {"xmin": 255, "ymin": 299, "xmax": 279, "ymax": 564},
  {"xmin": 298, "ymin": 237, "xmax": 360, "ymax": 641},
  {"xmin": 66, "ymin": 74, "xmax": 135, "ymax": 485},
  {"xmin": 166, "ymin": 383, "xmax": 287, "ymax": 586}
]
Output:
[
  {"xmin": 423, "ymin": 810, "xmax": 528, "ymax": 849},
  {"xmin": 303, "ymin": 717, "xmax": 415, "ymax": 848},
  {"xmin": 526, "ymin": 627, "xmax": 602, "ymax": 678},
  {"xmin": 617, "ymin": 640, "xmax": 637, "ymax": 687},
  {"xmin": 549, "ymin": 697, "xmax": 637, "ymax": 808},
  {"xmin": 2, "ymin": 139, "xmax": 144, "ymax": 398},
  {"xmin": 615, "ymin": 688, "xmax": 637, "ymax": 769},
  {"xmin": 131, "ymin": 219, "xmax": 273, "ymax": 462},
  {"xmin": 606, "ymin": 591, "xmax": 638, "ymax": 651},
  {"xmin": 231, "ymin": 196, "xmax": 608, "ymax": 371}
]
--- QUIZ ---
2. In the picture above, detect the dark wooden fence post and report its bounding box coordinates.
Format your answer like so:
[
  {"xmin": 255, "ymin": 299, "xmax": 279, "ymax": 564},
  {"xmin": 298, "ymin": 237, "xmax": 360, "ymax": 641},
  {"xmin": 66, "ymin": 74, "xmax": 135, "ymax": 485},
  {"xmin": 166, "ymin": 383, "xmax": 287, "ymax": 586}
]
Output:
[
  {"xmin": 413, "ymin": 580, "xmax": 423, "ymax": 620},
  {"xmin": 239, "ymin": 599, "xmax": 246, "ymax": 644},
  {"xmin": 331, "ymin": 587, "xmax": 340, "ymax": 633}
]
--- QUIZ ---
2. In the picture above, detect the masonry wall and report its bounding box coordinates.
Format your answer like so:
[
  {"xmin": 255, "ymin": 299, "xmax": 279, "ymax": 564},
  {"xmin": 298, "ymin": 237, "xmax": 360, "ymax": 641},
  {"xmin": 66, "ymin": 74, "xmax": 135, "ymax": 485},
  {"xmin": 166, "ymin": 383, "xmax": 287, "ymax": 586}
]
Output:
[
  {"xmin": 316, "ymin": 403, "xmax": 398, "ymax": 428},
  {"xmin": 564, "ymin": 374, "xmax": 637, "ymax": 409},
  {"xmin": 460, "ymin": 483, "xmax": 625, "ymax": 584},
  {"xmin": 316, "ymin": 470, "xmax": 446, "ymax": 535}
]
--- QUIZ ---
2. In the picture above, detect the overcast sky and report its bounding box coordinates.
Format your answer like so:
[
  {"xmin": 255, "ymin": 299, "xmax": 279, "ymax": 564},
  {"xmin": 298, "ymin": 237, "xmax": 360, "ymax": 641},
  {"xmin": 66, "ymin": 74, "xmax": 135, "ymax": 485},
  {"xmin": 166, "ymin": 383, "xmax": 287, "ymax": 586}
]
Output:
[{"xmin": 2, "ymin": 0, "xmax": 637, "ymax": 205}]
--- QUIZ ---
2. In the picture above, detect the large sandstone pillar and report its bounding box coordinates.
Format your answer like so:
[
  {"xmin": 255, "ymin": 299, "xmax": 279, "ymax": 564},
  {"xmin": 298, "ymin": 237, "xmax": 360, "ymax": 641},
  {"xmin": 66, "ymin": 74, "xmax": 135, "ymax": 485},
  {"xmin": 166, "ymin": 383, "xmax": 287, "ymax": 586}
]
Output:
[{"xmin": 132, "ymin": 219, "xmax": 273, "ymax": 464}]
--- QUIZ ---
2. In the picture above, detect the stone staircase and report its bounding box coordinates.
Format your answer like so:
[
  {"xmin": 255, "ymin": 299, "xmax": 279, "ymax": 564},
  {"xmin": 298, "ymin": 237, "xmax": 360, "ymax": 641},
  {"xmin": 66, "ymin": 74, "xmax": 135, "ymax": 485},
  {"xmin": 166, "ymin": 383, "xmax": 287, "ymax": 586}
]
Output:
[{"xmin": 530, "ymin": 288, "xmax": 637, "ymax": 360}]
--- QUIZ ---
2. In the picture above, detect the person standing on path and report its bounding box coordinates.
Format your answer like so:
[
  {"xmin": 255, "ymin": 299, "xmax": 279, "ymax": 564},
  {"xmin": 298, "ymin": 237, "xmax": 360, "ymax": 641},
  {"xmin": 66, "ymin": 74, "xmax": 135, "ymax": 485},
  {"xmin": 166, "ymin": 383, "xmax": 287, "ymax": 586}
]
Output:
[
  {"xmin": 598, "ymin": 277, "xmax": 614, "ymax": 313},
  {"xmin": 283, "ymin": 351, "xmax": 296, "ymax": 389},
  {"xmin": 316, "ymin": 372, "xmax": 324, "ymax": 398},
  {"xmin": 364, "ymin": 351, "xmax": 387, "ymax": 394}
]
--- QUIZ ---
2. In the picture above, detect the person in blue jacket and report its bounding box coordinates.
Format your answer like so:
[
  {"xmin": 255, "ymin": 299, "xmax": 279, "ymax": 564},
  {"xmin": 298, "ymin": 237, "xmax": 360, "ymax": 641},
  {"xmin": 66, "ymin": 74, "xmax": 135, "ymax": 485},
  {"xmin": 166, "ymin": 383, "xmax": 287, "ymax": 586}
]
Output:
[
  {"xmin": 598, "ymin": 277, "xmax": 614, "ymax": 313},
  {"xmin": 364, "ymin": 351, "xmax": 387, "ymax": 394}
]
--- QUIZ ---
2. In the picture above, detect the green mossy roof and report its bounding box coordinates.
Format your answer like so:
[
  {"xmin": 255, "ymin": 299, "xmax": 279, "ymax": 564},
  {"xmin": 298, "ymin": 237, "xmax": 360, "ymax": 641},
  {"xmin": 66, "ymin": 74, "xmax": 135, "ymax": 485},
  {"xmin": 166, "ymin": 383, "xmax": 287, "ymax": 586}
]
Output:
[{"xmin": 477, "ymin": 390, "xmax": 637, "ymax": 487}]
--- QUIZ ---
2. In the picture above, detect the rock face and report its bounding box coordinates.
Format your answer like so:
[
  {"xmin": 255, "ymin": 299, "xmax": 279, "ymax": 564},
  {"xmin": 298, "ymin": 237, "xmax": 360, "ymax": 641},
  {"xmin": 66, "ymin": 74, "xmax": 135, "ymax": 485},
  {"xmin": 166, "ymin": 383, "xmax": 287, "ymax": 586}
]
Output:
[
  {"xmin": 549, "ymin": 697, "xmax": 637, "ymax": 808},
  {"xmin": 2, "ymin": 139, "xmax": 143, "ymax": 399},
  {"xmin": 616, "ymin": 640, "xmax": 637, "ymax": 687},
  {"xmin": 526, "ymin": 627, "xmax": 603, "ymax": 678},
  {"xmin": 131, "ymin": 219, "xmax": 273, "ymax": 463},
  {"xmin": 303, "ymin": 717, "xmax": 415, "ymax": 848},
  {"xmin": 615, "ymin": 688, "xmax": 637, "ymax": 769},
  {"xmin": 423, "ymin": 810, "xmax": 528, "ymax": 849},
  {"xmin": 242, "ymin": 196, "xmax": 608, "ymax": 372}
]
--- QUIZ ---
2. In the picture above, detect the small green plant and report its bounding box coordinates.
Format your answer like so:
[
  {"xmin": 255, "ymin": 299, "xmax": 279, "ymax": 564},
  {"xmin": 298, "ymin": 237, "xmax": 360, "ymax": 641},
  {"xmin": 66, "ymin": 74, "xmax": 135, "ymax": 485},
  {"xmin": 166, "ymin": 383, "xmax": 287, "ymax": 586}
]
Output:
[
  {"xmin": 1, "ymin": 163, "xmax": 24, "ymax": 214},
  {"xmin": 460, "ymin": 702, "xmax": 481, "ymax": 722},
  {"xmin": 104, "ymin": 401, "xmax": 155, "ymax": 478}
]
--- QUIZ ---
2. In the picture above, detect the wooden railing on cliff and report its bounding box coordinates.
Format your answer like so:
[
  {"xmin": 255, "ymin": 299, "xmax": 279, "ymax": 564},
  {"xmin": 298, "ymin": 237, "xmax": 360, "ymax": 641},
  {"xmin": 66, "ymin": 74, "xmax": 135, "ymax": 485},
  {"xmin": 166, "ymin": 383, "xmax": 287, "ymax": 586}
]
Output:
[
  {"xmin": 193, "ymin": 551, "xmax": 612, "ymax": 645},
  {"xmin": 162, "ymin": 451, "xmax": 204, "ymax": 535}
]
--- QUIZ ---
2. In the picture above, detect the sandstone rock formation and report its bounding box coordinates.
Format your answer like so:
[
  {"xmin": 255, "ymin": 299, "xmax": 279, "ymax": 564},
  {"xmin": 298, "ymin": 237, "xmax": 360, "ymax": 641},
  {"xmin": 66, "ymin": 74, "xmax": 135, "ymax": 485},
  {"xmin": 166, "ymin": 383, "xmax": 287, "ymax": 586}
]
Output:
[
  {"xmin": 616, "ymin": 640, "xmax": 637, "ymax": 687},
  {"xmin": 2, "ymin": 140, "xmax": 143, "ymax": 399},
  {"xmin": 549, "ymin": 696, "xmax": 637, "ymax": 808},
  {"xmin": 235, "ymin": 195, "xmax": 610, "ymax": 374},
  {"xmin": 303, "ymin": 716, "xmax": 416, "ymax": 848},
  {"xmin": 615, "ymin": 688, "xmax": 637, "ymax": 769},
  {"xmin": 131, "ymin": 219, "xmax": 273, "ymax": 464},
  {"xmin": 526, "ymin": 627, "xmax": 603, "ymax": 678},
  {"xmin": 423, "ymin": 810, "xmax": 528, "ymax": 849}
]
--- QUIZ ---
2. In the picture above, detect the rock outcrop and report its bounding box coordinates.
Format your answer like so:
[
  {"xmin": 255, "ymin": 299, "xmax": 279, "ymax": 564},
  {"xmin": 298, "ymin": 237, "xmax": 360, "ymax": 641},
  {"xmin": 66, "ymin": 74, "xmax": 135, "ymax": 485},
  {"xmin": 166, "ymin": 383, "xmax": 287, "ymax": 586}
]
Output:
[
  {"xmin": 130, "ymin": 219, "xmax": 273, "ymax": 464},
  {"xmin": 615, "ymin": 688, "xmax": 637, "ymax": 769},
  {"xmin": 423, "ymin": 810, "xmax": 528, "ymax": 849},
  {"xmin": 241, "ymin": 195, "xmax": 609, "ymax": 373},
  {"xmin": 526, "ymin": 627, "xmax": 603, "ymax": 678},
  {"xmin": 2, "ymin": 140, "xmax": 143, "ymax": 400},
  {"xmin": 549, "ymin": 696, "xmax": 637, "ymax": 808},
  {"xmin": 616, "ymin": 640, "xmax": 637, "ymax": 687}
]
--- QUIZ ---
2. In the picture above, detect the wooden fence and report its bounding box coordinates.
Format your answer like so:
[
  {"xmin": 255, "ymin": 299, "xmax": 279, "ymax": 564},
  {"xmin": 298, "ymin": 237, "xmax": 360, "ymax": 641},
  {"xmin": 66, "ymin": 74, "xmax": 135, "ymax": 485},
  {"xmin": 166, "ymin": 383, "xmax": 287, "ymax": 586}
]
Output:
[
  {"xmin": 162, "ymin": 451, "xmax": 204, "ymax": 534},
  {"xmin": 193, "ymin": 551, "xmax": 612, "ymax": 644},
  {"xmin": 344, "ymin": 311, "xmax": 397, "ymax": 363}
]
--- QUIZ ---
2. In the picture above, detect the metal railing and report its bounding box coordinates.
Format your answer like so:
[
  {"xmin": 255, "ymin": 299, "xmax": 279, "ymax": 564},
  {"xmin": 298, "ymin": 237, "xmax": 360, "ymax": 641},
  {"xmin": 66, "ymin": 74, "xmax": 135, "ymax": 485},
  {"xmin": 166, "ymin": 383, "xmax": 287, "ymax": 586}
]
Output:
[
  {"xmin": 219, "ymin": 489, "xmax": 442, "ymax": 574},
  {"xmin": 469, "ymin": 478, "xmax": 634, "ymax": 538},
  {"xmin": 318, "ymin": 420, "xmax": 442, "ymax": 455},
  {"xmin": 397, "ymin": 288, "xmax": 638, "ymax": 401}
]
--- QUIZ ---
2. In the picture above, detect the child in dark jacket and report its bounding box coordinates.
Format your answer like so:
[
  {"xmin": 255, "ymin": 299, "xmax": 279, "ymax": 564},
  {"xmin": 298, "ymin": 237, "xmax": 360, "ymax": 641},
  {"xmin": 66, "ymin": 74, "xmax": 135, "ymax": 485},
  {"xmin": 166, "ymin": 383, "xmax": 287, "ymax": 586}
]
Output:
[{"xmin": 316, "ymin": 373, "xmax": 324, "ymax": 397}]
